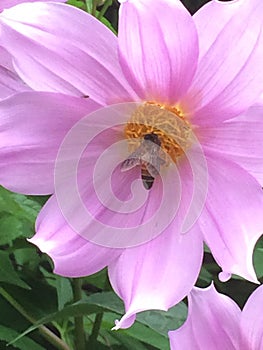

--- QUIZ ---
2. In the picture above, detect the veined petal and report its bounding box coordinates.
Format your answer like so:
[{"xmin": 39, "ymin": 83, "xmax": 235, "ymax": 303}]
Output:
[
  {"xmin": 118, "ymin": 0, "xmax": 198, "ymax": 104},
  {"xmin": 186, "ymin": 0, "xmax": 263, "ymax": 124},
  {"xmin": 169, "ymin": 284, "xmax": 241, "ymax": 350},
  {"xmin": 29, "ymin": 195, "xmax": 122, "ymax": 277},
  {"xmin": 0, "ymin": 46, "xmax": 15, "ymax": 71},
  {"xmin": 0, "ymin": 45, "xmax": 30, "ymax": 99},
  {"xmin": 0, "ymin": 3, "xmax": 138, "ymax": 104},
  {"xmin": 240, "ymin": 284, "xmax": 263, "ymax": 349},
  {"xmin": 198, "ymin": 151, "xmax": 263, "ymax": 283},
  {"xmin": 198, "ymin": 102, "xmax": 263, "ymax": 185},
  {"xmin": 0, "ymin": 64, "xmax": 30, "ymax": 99},
  {"xmin": 108, "ymin": 205, "xmax": 203, "ymax": 329},
  {"xmin": 0, "ymin": 91, "xmax": 99, "ymax": 194},
  {"xmin": 0, "ymin": 0, "xmax": 66, "ymax": 11}
]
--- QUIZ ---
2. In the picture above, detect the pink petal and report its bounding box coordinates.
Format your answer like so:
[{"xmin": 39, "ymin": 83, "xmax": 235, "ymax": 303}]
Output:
[
  {"xmin": 118, "ymin": 0, "xmax": 198, "ymax": 104},
  {"xmin": 198, "ymin": 152, "xmax": 263, "ymax": 283},
  {"xmin": 0, "ymin": 91, "xmax": 99, "ymax": 194},
  {"xmin": 0, "ymin": 64, "xmax": 30, "ymax": 99},
  {"xmin": 108, "ymin": 212, "xmax": 203, "ymax": 329},
  {"xmin": 198, "ymin": 103, "xmax": 263, "ymax": 185},
  {"xmin": 240, "ymin": 284, "xmax": 263, "ymax": 349},
  {"xmin": 185, "ymin": 0, "xmax": 263, "ymax": 124},
  {"xmin": 0, "ymin": 0, "xmax": 66, "ymax": 11},
  {"xmin": 0, "ymin": 45, "xmax": 30, "ymax": 99},
  {"xmin": 169, "ymin": 284, "xmax": 241, "ymax": 350},
  {"xmin": 29, "ymin": 195, "xmax": 122, "ymax": 277},
  {"xmin": 0, "ymin": 46, "xmax": 15, "ymax": 71},
  {"xmin": 0, "ymin": 2, "xmax": 138, "ymax": 104}
]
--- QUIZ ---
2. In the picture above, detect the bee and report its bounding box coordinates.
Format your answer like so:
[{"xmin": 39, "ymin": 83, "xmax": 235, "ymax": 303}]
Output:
[{"xmin": 121, "ymin": 133, "xmax": 166, "ymax": 190}]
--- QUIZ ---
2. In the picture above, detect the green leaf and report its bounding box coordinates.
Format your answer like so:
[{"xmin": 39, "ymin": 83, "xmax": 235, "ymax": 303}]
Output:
[
  {"xmin": 100, "ymin": 312, "xmax": 170, "ymax": 350},
  {"xmin": 0, "ymin": 325, "xmax": 45, "ymax": 350},
  {"xmin": 198, "ymin": 265, "xmax": 213, "ymax": 284},
  {"xmin": 137, "ymin": 302, "xmax": 187, "ymax": 336},
  {"xmin": 97, "ymin": 12, "xmax": 117, "ymax": 34},
  {"xmin": 85, "ymin": 291, "xmax": 124, "ymax": 311},
  {"xmin": 108, "ymin": 331, "xmax": 149, "ymax": 350},
  {"xmin": 0, "ymin": 251, "xmax": 30, "ymax": 289},
  {"xmin": 0, "ymin": 187, "xmax": 41, "ymax": 245},
  {"xmin": 56, "ymin": 276, "xmax": 73, "ymax": 311},
  {"xmin": 66, "ymin": 0, "xmax": 86, "ymax": 10},
  {"xmin": 254, "ymin": 247, "xmax": 263, "ymax": 278},
  {"xmin": 0, "ymin": 187, "xmax": 40, "ymax": 223},
  {"xmin": 8, "ymin": 291, "xmax": 183, "ymax": 349},
  {"xmin": 9, "ymin": 303, "xmax": 102, "ymax": 345},
  {"xmin": 84, "ymin": 0, "xmax": 93, "ymax": 12},
  {"xmin": 39, "ymin": 267, "xmax": 73, "ymax": 309},
  {"xmin": 13, "ymin": 247, "xmax": 41, "ymax": 268},
  {"xmin": 0, "ymin": 215, "xmax": 25, "ymax": 245}
]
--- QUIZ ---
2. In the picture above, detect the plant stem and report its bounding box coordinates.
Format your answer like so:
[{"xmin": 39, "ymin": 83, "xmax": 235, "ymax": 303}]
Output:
[
  {"xmin": 88, "ymin": 276, "xmax": 109, "ymax": 345},
  {"xmin": 89, "ymin": 311, "xmax": 104, "ymax": 345},
  {"xmin": 97, "ymin": 0, "xmax": 112, "ymax": 20},
  {"xmin": 72, "ymin": 278, "xmax": 86, "ymax": 350},
  {"xmin": 0, "ymin": 287, "xmax": 71, "ymax": 350},
  {"xmin": 92, "ymin": 0, "xmax": 99, "ymax": 16}
]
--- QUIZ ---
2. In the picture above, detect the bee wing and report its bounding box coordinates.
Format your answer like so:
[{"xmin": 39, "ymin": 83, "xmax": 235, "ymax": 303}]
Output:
[
  {"xmin": 121, "ymin": 157, "xmax": 141, "ymax": 171},
  {"xmin": 143, "ymin": 140, "xmax": 168, "ymax": 177},
  {"xmin": 142, "ymin": 142, "xmax": 161, "ymax": 177},
  {"xmin": 121, "ymin": 145, "xmax": 147, "ymax": 172}
]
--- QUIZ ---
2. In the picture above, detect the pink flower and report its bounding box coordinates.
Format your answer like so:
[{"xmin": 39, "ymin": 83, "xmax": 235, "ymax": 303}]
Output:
[
  {"xmin": 0, "ymin": 0, "xmax": 263, "ymax": 329},
  {"xmin": 169, "ymin": 283, "xmax": 263, "ymax": 349},
  {"xmin": 0, "ymin": 0, "xmax": 66, "ymax": 99}
]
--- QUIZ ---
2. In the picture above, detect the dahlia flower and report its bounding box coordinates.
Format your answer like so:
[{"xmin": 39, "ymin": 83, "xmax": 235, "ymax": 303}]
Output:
[
  {"xmin": 0, "ymin": 0, "xmax": 263, "ymax": 329},
  {"xmin": 169, "ymin": 283, "xmax": 263, "ymax": 349}
]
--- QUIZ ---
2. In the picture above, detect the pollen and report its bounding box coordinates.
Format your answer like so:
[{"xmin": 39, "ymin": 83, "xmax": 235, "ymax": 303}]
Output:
[{"xmin": 124, "ymin": 102, "xmax": 192, "ymax": 164}]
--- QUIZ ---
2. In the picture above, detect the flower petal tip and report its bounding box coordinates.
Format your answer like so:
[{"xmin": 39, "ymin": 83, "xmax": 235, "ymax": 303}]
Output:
[
  {"xmin": 218, "ymin": 271, "xmax": 232, "ymax": 282},
  {"xmin": 111, "ymin": 314, "xmax": 136, "ymax": 330},
  {"xmin": 111, "ymin": 320, "xmax": 120, "ymax": 331}
]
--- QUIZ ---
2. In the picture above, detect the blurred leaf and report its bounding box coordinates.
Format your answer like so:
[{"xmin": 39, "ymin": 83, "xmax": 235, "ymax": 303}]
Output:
[
  {"xmin": 109, "ymin": 331, "xmax": 149, "ymax": 350},
  {"xmin": 85, "ymin": 291, "xmax": 123, "ymax": 311},
  {"xmin": 84, "ymin": 0, "xmax": 93, "ymax": 12},
  {"xmin": 254, "ymin": 247, "xmax": 263, "ymax": 279},
  {"xmin": 256, "ymin": 235, "xmax": 263, "ymax": 248},
  {"xmin": 83, "ymin": 268, "xmax": 107, "ymax": 292},
  {"xmin": 198, "ymin": 265, "xmax": 213, "ymax": 284},
  {"xmin": 0, "ymin": 187, "xmax": 41, "ymax": 246},
  {"xmin": 137, "ymin": 302, "xmax": 187, "ymax": 336},
  {"xmin": 40, "ymin": 268, "xmax": 73, "ymax": 310},
  {"xmin": 2, "ymin": 277, "xmax": 58, "ymax": 321},
  {"xmin": 0, "ymin": 325, "xmax": 45, "ymax": 350},
  {"xmin": 56, "ymin": 276, "xmax": 73, "ymax": 311},
  {"xmin": 9, "ymin": 304, "xmax": 102, "ymax": 345},
  {"xmin": 0, "ymin": 215, "xmax": 25, "ymax": 245},
  {"xmin": 9, "ymin": 292, "xmax": 122, "ymax": 344},
  {"xmin": 0, "ymin": 187, "xmax": 40, "ymax": 223},
  {"xmin": 98, "ymin": 13, "xmax": 117, "ymax": 34},
  {"xmin": 100, "ymin": 312, "xmax": 170, "ymax": 350},
  {"xmin": 13, "ymin": 247, "xmax": 41, "ymax": 269},
  {"xmin": 0, "ymin": 251, "xmax": 30, "ymax": 289},
  {"xmin": 66, "ymin": 0, "xmax": 86, "ymax": 10},
  {"xmin": 121, "ymin": 323, "xmax": 169, "ymax": 350}
]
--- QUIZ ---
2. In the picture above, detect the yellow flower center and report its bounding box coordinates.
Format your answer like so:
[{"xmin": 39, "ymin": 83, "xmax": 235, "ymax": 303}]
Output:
[{"xmin": 124, "ymin": 102, "xmax": 192, "ymax": 165}]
